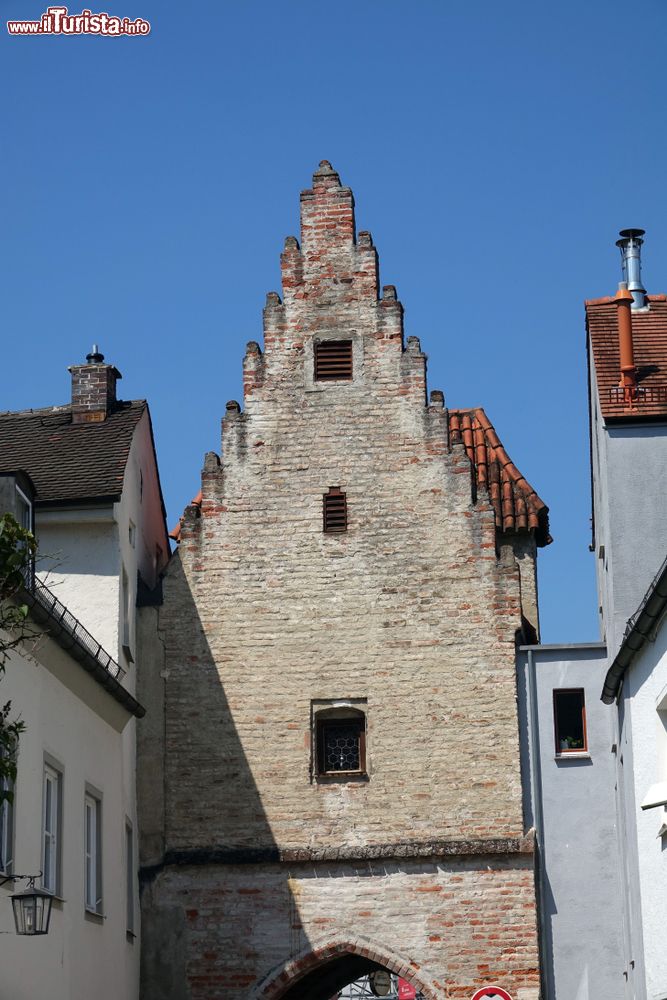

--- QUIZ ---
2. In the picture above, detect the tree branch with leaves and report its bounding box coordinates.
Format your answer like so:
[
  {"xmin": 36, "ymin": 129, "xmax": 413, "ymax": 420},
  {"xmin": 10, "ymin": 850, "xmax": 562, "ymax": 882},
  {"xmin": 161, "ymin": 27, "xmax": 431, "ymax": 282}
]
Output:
[{"xmin": 0, "ymin": 513, "xmax": 37, "ymax": 804}]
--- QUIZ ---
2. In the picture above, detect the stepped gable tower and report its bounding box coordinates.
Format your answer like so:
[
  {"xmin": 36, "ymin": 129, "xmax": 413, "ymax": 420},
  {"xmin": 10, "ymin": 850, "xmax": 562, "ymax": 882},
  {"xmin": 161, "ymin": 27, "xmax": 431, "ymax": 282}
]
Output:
[{"xmin": 139, "ymin": 162, "xmax": 548, "ymax": 1000}]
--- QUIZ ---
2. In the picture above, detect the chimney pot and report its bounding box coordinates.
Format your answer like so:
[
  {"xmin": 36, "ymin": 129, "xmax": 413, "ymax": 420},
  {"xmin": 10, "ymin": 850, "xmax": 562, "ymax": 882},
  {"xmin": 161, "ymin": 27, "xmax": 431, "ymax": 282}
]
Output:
[
  {"xmin": 616, "ymin": 229, "xmax": 646, "ymax": 309},
  {"xmin": 86, "ymin": 344, "xmax": 105, "ymax": 364}
]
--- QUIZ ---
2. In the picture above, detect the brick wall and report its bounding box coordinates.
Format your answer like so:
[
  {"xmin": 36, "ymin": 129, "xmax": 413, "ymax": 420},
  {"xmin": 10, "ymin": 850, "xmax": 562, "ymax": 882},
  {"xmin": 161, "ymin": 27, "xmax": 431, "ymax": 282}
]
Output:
[
  {"xmin": 142, "ymin": 858, "xmax": 540, "ymax": 1000},
  {"xmin": 139, "ymin": 162, "xmax": 541, "ymax": 999},
  {"xmin": 69, "ymin": 359, "xmax": 119, "ymax": 423}
]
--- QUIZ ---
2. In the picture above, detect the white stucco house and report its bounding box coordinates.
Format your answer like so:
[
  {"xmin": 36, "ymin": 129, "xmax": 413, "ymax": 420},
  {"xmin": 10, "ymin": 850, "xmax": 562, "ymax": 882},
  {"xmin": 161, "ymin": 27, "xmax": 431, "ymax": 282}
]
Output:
[
  {"xmin": 0, "ymin": 349, "xmax": 169, "ymax": 1000},
  {"xmin": 601, "ymin": 557, "xmax": 667, "ymax": 1000},
  {"xmin": 518, "ymin": 231, "xmax": 667, "ymax": 1000}
]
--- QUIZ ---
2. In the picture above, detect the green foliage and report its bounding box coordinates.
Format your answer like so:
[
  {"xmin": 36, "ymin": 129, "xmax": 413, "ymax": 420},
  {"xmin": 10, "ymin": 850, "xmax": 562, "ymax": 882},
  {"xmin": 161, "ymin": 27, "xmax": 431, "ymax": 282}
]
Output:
[{"xmin": 0, "ymin": 513, "xmax": 37, "ymax": 802}]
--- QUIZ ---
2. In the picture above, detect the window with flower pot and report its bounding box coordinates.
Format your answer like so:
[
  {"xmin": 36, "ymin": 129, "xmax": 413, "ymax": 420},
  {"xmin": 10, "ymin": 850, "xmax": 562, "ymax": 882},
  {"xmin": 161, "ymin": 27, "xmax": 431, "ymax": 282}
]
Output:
[{"xmin": 553, "ymin": 689, "xmax": 587, "ymax": 754}]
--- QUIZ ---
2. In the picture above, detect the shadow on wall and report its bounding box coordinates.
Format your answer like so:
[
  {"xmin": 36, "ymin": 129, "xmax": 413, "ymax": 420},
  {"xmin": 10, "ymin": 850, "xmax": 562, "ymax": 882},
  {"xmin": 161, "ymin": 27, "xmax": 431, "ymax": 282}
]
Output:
[
  {"xmin": 137, "ymin": 549, "xmax": 279, "ymax": 999},
  {"xmin": 136, "ymin": 554, "xmax": 436, "ymax": 1000}
]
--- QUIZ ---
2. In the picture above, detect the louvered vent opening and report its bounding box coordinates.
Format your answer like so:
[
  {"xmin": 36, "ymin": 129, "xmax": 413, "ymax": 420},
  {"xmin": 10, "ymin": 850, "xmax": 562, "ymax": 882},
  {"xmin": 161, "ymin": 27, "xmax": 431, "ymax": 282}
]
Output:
[
  {"xmin": 323, "ymin": 487, "xmax": 347, "ymax": 533},
  {"xmin": 314, "ymin": 340, "xmax": 353, "ymax": 381}
]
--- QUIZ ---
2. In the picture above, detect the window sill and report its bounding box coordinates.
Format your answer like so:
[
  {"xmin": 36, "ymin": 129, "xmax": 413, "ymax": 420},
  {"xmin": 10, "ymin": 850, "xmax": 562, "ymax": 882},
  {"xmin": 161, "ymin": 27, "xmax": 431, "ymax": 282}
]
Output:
[
  {"xmin": 84, "ymin": 908, "xmax": 104, "ymax": 924},
  {"xmin": 554, "ymin": 752, "xmax": 591, "ymax": 761},
  {"xmin": 316, "ymin": 771, "xmax": 369, "ymax": 784}
]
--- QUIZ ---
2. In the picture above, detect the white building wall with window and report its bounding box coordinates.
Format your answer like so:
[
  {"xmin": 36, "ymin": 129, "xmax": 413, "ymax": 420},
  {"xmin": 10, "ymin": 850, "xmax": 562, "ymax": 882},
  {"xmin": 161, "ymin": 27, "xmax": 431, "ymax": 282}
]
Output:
[
  {"xmin": 516, "ymin": 643, "xmax": 627, "ymax": 1000},
  {"xmin": 35, "ymin": 409, "xmax": 168, "ymax": 665},
  {"xmin": 0, "ymin": 625, "xmax": 139, "ymax": 1000},
  {"xmin": 0, "ymin": 357, "xmax": 169, "ymax": 1000},
  {"xmin": 612, "ymin": 615, "xmax": 667, "ymax": 1000}
]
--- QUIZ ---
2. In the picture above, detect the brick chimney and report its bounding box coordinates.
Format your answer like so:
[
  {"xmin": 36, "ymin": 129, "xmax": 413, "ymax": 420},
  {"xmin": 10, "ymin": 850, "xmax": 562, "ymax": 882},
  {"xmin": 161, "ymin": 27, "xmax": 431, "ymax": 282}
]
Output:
[{"xmin": 69, "ymin": 346, "xmax": 122, "ymax": 424}]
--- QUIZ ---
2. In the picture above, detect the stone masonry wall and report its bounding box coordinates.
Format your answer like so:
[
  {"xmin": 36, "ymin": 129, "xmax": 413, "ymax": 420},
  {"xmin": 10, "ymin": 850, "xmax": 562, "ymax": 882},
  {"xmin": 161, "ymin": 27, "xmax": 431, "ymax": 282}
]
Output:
[
  {"xmin": 142, "ymin": 857, "xmax": 539, "ymax": 1000},
  {"xmin": 140, "ymin": 162, "xmax": 541, "ymax": 999}
]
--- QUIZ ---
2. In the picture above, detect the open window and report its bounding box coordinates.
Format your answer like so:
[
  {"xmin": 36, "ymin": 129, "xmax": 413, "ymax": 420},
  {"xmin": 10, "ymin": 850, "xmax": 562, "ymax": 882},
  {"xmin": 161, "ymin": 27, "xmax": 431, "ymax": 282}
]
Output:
[
  {"xmin": 554, "ymin": 689, "xmax": 587, "ymax": 754},
  {"xmin": 314, "ymin": 705, "xmax": 366, "ymax": 779}
]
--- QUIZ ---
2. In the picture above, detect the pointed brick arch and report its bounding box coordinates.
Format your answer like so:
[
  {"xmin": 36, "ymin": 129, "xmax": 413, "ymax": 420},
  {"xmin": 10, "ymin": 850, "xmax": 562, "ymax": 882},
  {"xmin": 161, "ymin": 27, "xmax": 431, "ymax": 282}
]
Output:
[{"xmin": 253, "ymin": 938, "xmax": 441, "ymax": 1000}]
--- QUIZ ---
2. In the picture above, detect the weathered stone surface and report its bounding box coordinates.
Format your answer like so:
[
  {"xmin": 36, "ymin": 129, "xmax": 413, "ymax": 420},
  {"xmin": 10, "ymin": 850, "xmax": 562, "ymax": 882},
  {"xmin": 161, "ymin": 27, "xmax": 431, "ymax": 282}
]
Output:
[
  {"xmin": 144, "ymin": 859, "xmax": 540, "ymax": 1000},
  {"xmin": 138, "ymin": 162, "xmax": 542, "ymax": 999}
]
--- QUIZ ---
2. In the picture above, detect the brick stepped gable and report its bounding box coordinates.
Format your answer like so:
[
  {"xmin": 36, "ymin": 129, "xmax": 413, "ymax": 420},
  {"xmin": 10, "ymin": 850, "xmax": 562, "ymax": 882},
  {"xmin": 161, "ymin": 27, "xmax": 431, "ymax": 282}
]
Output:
[
  {"xmin": 170, "ymin": 160, "xmax": 545, "ymax": 852},
  {"xmin": 241, "ymin": 158, "xmax": 428, "ymax": 420},
  {"xmin": 144, "ymin": 162, "xmax": 543, "ymax": 1000}
]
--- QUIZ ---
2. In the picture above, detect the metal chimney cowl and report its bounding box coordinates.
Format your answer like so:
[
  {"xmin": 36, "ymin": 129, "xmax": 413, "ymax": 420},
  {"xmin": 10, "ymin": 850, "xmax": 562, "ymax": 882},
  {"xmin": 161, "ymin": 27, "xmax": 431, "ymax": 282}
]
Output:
[{"xmin": 616, "ymin": 228, "xmax": 647, "ymax": 310}]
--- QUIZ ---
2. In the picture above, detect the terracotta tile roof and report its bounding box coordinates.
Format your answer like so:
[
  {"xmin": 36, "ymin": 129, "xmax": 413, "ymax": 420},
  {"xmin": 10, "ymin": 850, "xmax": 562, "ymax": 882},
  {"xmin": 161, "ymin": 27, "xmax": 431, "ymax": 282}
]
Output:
[
  {"xmin": 0, "ymin": 400, "xmax": 145, "ymax": 505},
  {"xmin": 586, "ymin": 295, "xmax": 667, "ymax": 420},
  {"xmin": 449, "ymin": 407, "xmax": 551, "ymax": 547},
  {"xmin": 169, "ymin": 490, "xmax": 202, "ymax": 541}
]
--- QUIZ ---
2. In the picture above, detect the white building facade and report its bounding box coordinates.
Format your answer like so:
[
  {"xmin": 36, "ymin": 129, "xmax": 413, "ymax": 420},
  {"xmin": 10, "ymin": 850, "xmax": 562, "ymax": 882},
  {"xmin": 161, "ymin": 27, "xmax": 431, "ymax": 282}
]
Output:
[
  {"xmin": 519, "ymin": 232, "xmax": 667, "ymax": 1000},
  {"xmin": 0, "ymin": 350, "xmax": 169, "ymax": 1000}
]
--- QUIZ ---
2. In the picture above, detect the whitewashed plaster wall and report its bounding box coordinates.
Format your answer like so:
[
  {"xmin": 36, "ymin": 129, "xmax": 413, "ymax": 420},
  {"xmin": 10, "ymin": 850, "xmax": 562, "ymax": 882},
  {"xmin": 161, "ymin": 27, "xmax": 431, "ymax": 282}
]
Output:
[
  {"xmin": 619, "ymin": 623, "xmax": 667, "ymax": 1000},
  {"xmin": 0, "ymin": 628, "xmax": 139, "ymax": 1000},
  {"xmin": 22, "ymin": 406, "xmax": 167, "ymax": 1000},
  {"xmin": 34, "ymin": 409, "xmax": 168, "ymax": 676}
]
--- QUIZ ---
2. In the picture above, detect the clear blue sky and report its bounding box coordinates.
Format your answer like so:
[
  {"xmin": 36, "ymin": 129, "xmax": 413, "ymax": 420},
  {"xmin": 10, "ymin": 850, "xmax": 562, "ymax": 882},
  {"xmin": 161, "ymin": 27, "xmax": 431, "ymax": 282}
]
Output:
[{"xmin": 3, "ymin": 0, "xmax": 667, "ymax": 642}]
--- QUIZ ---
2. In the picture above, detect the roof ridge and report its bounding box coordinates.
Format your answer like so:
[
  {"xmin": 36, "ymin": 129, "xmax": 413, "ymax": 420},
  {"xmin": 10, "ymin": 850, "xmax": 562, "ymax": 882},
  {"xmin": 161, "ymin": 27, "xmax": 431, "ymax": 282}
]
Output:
[
  {"xmin": 585, "ymin": 293, "xmax": 667, "ymax": 307},
  {"xmin": 0, "ymin": 398, "xmax": 146, "ymax": 419}
]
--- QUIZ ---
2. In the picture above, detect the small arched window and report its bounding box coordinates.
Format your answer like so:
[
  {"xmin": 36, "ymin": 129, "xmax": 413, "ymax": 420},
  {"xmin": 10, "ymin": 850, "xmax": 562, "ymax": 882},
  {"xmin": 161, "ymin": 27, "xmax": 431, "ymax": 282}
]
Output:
[{"xmin": 314, "ymin": 706, "xmax": 366, "ymax": 778}]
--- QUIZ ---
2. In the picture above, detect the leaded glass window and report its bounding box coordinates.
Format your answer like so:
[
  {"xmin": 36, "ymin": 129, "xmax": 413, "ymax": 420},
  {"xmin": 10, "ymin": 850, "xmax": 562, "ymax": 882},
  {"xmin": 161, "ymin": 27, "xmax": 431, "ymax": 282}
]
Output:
[{"xmin": 316, "ymin": 713, "xmax": 365, "ymax": 776}]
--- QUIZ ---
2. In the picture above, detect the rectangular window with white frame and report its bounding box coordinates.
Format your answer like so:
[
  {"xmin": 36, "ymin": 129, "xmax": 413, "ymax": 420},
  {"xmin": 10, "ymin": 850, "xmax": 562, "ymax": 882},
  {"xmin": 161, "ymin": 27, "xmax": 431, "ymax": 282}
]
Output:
[
  {"xmin": 0, "ymin": 767, "xmax": 14, "ymax": 875},
  {"xmin": 125, "ymin": 820, "xmax": 135, "ymax": 936},
  {"xmin": 42, "ymin": 761, "xmax": 62, "ymax": 895},
  {"xmin": 84, "ymin": 791, "xmax": 102, "ymax": 914}
]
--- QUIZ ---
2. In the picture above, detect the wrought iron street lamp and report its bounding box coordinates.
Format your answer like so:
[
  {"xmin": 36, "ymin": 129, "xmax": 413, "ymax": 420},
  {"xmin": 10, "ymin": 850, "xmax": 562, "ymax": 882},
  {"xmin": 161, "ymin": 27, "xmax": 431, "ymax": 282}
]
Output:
[{"xmin": 0, "ymin": 874, "xmax": 52, "ymax": 935}]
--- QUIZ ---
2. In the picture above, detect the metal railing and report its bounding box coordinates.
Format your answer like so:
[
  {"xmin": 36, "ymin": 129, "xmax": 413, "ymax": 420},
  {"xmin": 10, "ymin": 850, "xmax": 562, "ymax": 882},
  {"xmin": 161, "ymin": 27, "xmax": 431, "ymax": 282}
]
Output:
[
  {"xmin": 608, "ymin": 385, "xmax": 667, "ymax": 406},
  {"xmin": 30, "ymin": 576, "xmax": 125, "ymax": 681}
]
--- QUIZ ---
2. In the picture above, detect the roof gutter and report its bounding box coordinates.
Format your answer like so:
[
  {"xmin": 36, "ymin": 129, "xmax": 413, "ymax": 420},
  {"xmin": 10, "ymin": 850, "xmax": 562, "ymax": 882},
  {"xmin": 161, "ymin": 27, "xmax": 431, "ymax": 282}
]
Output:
[
  {"xmin": 601, "ymin": 552, "xmax": 667, "ymax": 704},
  {"xmin": 35, "ymin": 493, "xmax": 122, "ymax": 509},
  {"xmin": 19, "ymin": 583, "xmax": 145, "ymax": 718}
]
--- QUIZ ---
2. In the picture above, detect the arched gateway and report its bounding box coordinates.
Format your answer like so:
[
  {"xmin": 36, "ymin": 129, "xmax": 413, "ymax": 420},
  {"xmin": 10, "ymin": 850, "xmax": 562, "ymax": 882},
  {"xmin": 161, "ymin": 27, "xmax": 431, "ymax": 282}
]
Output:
[
  {"xmin": 137, "ymin": 162, "xmax": 547, "ymax": 1000},
  {"xmin": 255, "ymin": 940, "xmax": 436, "ymax": 1000}
]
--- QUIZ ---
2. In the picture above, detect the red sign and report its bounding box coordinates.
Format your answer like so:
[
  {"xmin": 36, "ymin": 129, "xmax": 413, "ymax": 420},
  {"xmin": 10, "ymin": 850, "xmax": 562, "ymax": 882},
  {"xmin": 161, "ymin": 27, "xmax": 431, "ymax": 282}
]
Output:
[
  {"xmin": 397, "ymin": 980, "xmax": 417, "ymax": 1000},
  {"xmin": 470, "ymin": 989, "xmax": 513, "ymax": 1000}
]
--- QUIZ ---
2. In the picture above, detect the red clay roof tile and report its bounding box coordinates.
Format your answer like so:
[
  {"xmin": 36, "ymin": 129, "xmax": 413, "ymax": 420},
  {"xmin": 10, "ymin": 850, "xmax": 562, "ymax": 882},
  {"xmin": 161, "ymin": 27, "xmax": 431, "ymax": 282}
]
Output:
[
  {"xmin": 587, "ymin": 295, "xmax": 667, "ymax": 420},
  {"xmin": 448, "ymin": 407, "xmax": 551, "ymax": 547},
  {"xmin": 169, "ymin": 490, "xmax": 202, "ymax": 540}
]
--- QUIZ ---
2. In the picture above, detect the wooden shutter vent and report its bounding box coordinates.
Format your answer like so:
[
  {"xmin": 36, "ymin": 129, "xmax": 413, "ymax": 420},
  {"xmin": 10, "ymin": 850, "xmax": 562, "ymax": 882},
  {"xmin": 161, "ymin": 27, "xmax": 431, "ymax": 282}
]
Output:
[
  {"xmin": 314, "ymin": 340, "xmax": 353, "ymax": 381},
  {"xmin": 323, "ymin": 487, "xmax": 347, "ymax": 533}
]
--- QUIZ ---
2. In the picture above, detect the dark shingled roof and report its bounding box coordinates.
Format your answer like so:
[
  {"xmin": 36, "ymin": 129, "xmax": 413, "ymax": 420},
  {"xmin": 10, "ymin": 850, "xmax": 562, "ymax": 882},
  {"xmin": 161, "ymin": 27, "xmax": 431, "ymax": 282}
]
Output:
[
  {"xmin": 587, "ymin": 295, "xmax": 667, "ymax": 420},
  {"xmin": 449, "ymin": 407, "xmax": 551, "ymax": 547},
  {"xmin": 0, "ymin": 400, "xmax": 146, "ymax": 505}
]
